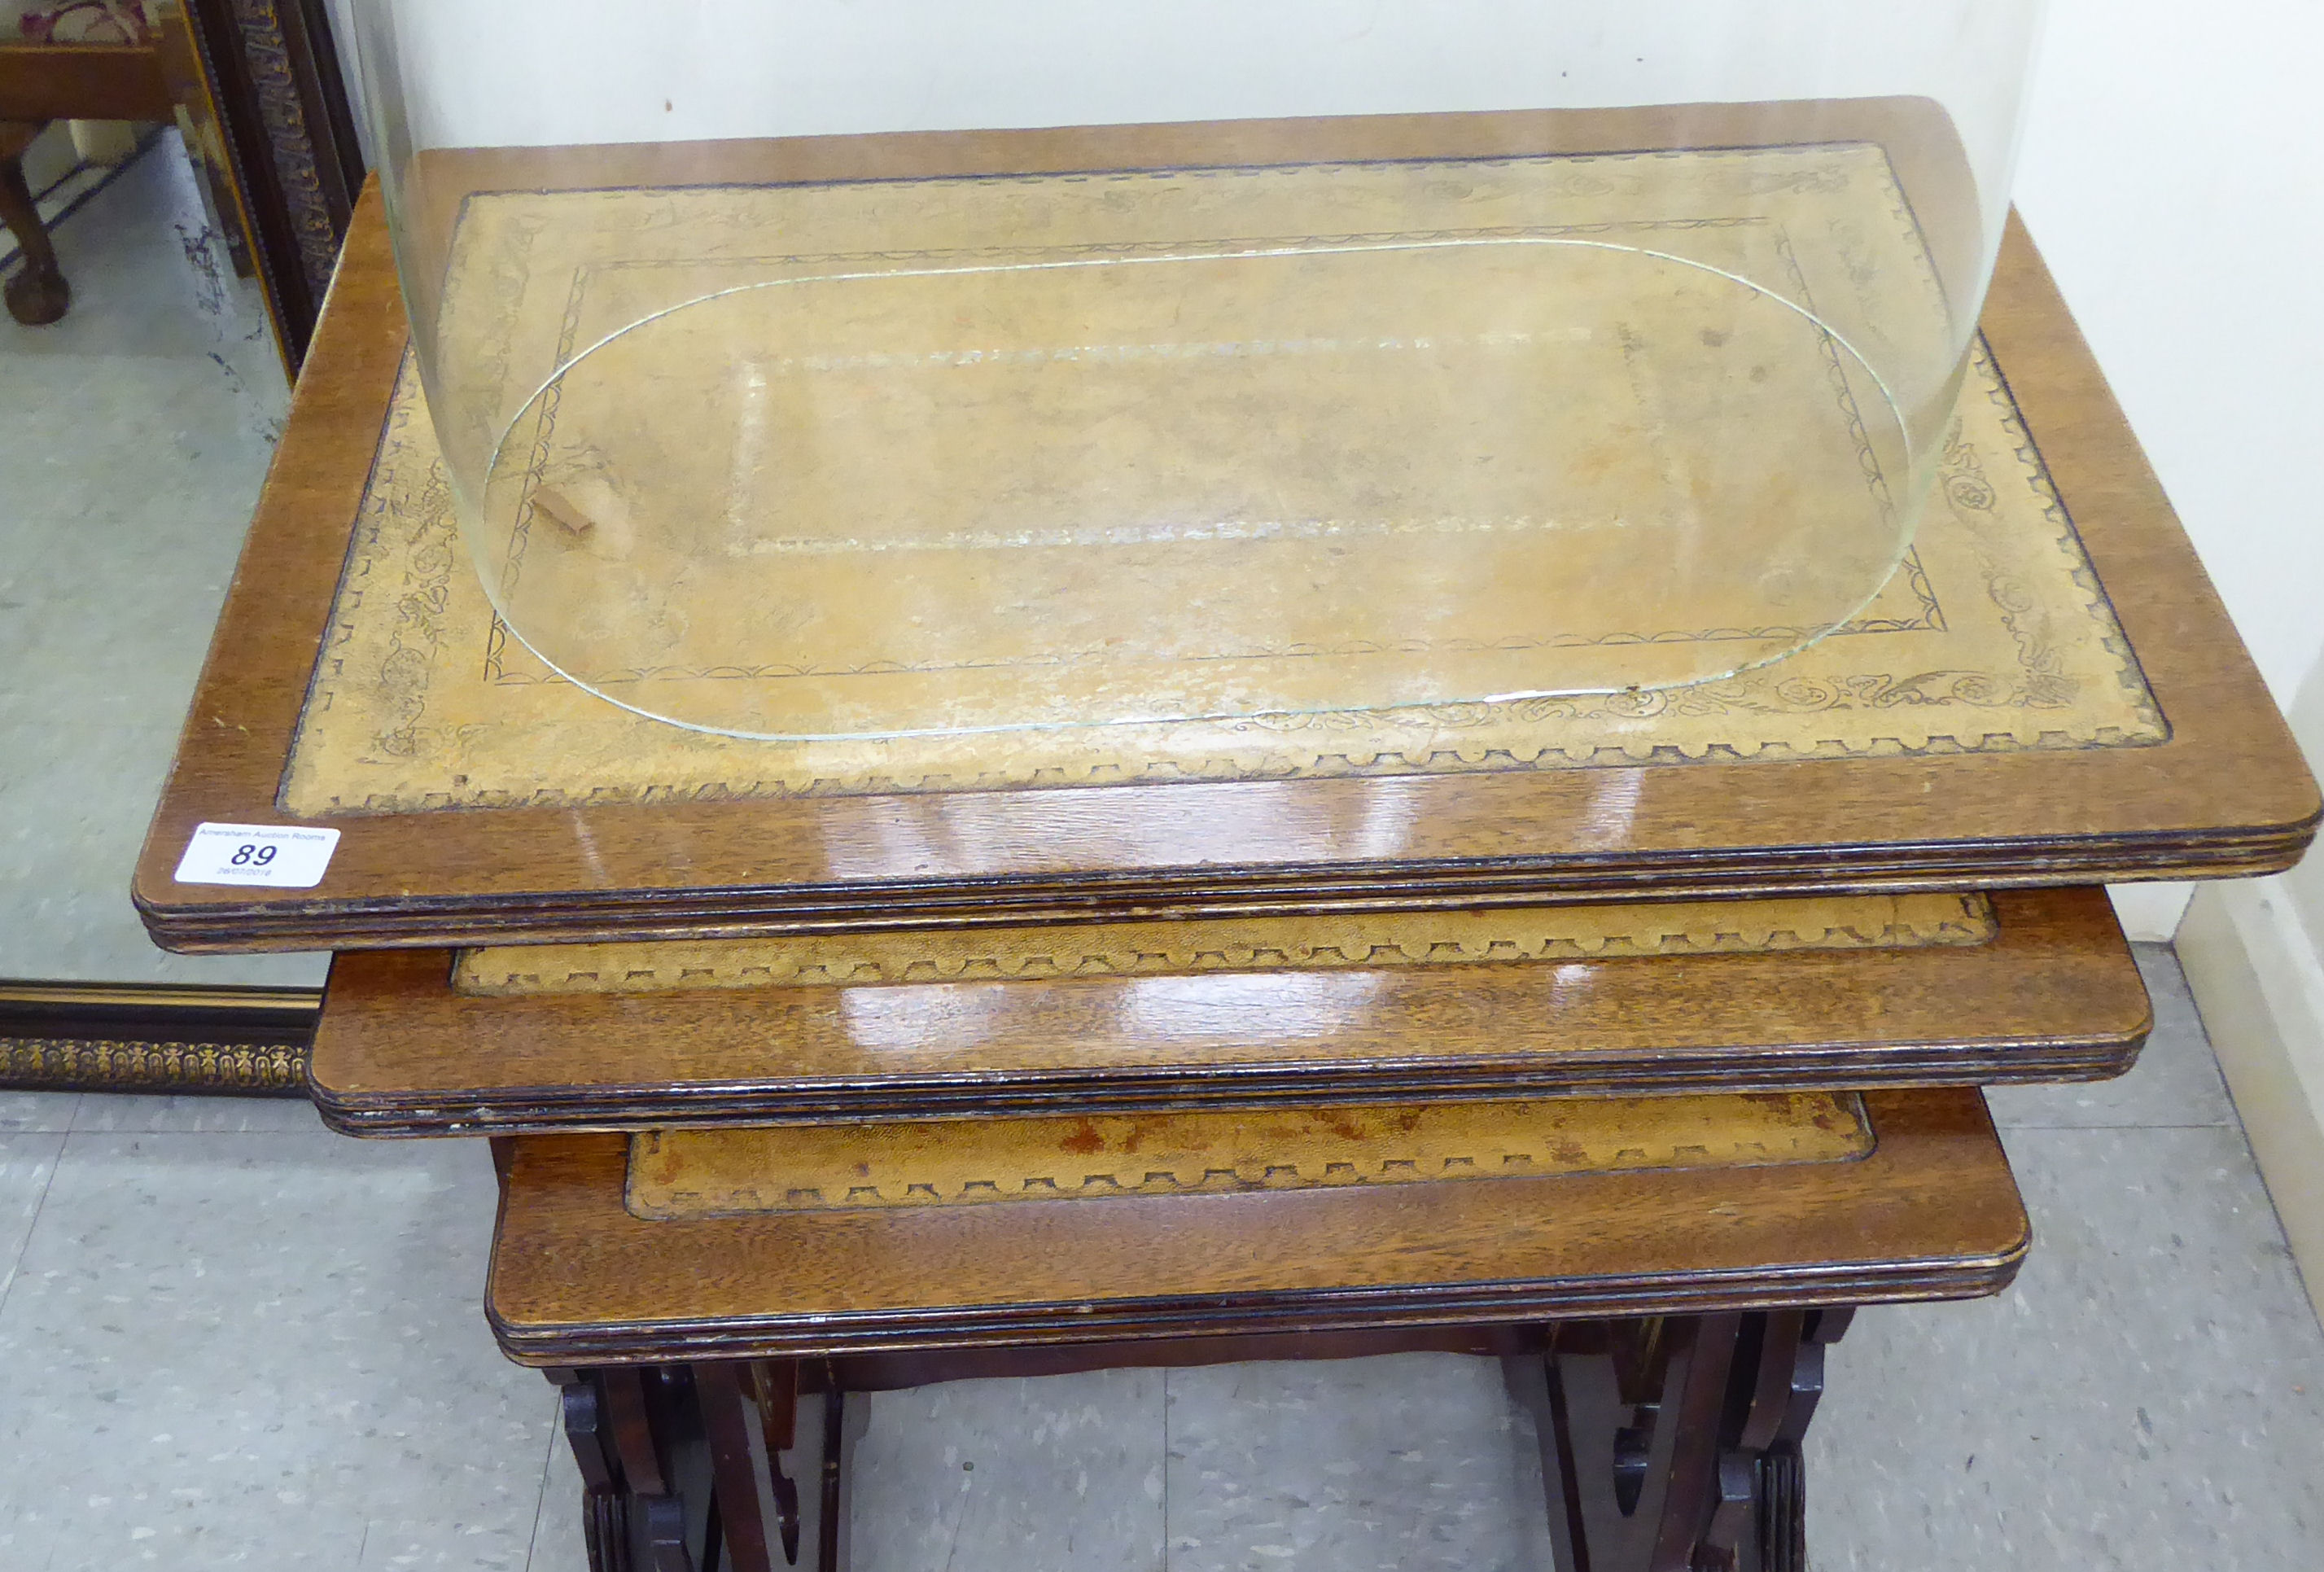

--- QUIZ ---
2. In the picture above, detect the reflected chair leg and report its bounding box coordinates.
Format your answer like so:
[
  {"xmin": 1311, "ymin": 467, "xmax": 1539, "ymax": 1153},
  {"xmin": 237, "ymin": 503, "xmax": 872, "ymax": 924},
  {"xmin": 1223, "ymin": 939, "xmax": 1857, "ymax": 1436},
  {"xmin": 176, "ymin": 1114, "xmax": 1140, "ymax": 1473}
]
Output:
[{"xmin": 2, "ymin": 123, "xmax": 71, "ymax": 326}]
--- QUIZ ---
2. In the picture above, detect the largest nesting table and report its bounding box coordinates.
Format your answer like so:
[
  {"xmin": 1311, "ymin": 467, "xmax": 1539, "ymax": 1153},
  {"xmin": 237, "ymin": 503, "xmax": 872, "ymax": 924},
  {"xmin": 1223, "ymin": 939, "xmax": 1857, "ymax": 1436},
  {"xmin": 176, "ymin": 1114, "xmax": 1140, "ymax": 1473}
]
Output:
[{"xmin": 138, "ymin": 109, "xmax": 2316, "ymax": 1572}]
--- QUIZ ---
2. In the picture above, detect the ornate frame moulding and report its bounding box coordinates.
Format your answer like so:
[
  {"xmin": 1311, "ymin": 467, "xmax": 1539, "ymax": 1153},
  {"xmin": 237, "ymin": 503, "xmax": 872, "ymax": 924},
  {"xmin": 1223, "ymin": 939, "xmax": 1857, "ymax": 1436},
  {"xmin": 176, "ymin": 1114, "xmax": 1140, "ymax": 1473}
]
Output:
[{"xmin": 0, "ymin": 982, "xmax": 317, "ymax": 1096}]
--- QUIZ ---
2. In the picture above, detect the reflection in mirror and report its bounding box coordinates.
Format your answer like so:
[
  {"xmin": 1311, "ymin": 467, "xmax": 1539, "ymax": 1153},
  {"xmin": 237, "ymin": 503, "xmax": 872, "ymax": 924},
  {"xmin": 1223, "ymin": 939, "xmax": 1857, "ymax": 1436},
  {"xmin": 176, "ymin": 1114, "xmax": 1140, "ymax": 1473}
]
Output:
[{"xmin": 0, "ymin": 127, "xmax": 328, "ymax": 992}]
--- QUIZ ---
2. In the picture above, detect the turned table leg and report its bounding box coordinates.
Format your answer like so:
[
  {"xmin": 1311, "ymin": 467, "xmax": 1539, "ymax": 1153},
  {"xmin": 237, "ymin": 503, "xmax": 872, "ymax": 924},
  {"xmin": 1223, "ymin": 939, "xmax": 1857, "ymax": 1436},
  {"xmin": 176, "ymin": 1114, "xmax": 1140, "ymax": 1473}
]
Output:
[{"xmin": 2, "ymin": 121, "xmax": 71, "ymax": 326}]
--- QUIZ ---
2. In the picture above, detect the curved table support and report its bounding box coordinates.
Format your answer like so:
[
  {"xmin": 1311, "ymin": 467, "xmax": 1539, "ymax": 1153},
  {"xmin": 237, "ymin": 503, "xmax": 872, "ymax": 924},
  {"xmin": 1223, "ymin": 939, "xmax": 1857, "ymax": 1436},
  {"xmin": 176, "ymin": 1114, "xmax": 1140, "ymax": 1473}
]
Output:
[
  {"xmin": 1, "ymin": 121, "xmax": 70, "ymax": 326},
  {"xmin": 546, "ymin": 1311, "xmax": 1855, "ymax": 1572}
]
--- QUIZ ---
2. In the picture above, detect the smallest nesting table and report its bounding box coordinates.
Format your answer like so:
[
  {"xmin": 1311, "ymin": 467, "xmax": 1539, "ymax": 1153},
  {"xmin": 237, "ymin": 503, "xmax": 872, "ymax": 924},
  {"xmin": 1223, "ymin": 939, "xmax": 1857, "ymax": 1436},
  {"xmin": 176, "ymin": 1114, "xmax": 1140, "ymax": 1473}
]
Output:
[{"xmin": 489, "ymin": 1086, "xmax": 2024, "ymax": 1572}]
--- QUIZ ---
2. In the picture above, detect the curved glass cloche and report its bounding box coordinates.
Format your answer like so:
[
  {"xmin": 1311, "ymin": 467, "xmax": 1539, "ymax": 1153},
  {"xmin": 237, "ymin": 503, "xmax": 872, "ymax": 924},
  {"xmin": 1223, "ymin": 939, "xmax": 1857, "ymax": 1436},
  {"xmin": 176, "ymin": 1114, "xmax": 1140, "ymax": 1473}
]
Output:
[{"xmin": 348, "ymin": 1, "xmax": 2049, "ymax": 739}]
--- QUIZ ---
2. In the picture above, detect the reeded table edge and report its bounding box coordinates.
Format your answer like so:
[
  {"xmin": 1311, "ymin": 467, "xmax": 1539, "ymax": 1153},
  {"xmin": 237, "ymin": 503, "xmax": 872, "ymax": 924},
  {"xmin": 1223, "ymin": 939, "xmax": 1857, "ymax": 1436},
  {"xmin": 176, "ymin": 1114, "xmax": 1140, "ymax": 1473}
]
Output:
[
  {"xmin": 156, "ymin": 837, "xmax": 2311, "ymax": 955},
  {"xmin": 488, "ymin": 1258, "xmax": 2026, "ymax": 1367},
  {"xmin": 313, "ymin": 1033, "xmax": 2142, "ymax": 1138}
]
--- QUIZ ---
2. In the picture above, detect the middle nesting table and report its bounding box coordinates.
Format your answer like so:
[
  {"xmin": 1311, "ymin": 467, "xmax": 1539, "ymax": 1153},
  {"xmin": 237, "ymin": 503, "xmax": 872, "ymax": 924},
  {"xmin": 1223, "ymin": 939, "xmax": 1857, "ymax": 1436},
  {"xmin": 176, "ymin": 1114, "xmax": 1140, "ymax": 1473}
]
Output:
[{"xmin": 309, "ymin": 887, "xmax": 2142, "ymax": 1134}]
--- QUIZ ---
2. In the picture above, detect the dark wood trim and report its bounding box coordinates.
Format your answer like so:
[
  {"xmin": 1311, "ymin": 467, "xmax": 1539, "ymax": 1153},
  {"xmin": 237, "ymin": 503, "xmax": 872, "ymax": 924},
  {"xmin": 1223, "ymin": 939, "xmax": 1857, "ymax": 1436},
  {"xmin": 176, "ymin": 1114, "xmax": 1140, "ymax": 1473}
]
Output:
[
  {"xmin": 182, "ymin": 0, "xmax": 363, "ymax": 368},
  {"xmin": 0, "ymin": 45, "xmax": 173, "ymax": 122},
  {"xmin": 0, "ymin": 980, "xmax": 318, "ymax": 1097},
  {"xmin": 319, "ymin": 1034, "xmax": 2144, "ymax": 1136},
  {"xmin": 825, "ymin": 1324, "xmax": 1557, "ymax": 1392},
  {"xmin": 555, "ymin": 1312, "xmax": 1845, "ymax": 1572}
]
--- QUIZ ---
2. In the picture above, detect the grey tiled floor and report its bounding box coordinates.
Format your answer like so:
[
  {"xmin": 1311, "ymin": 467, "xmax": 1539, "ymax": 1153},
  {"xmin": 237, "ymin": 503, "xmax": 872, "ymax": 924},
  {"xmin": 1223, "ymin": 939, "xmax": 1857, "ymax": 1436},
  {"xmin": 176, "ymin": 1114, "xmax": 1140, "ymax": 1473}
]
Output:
[
  {"xmin": 0, "ymin": 1093, "xmax": 552, "ymax": 1570},
  {"xmin": 1816, "ymin": 948, "xmax": 2324, "ymax": 1571},
  {"xmin": 8, "ymin": 138, "xmax": 2324, "ymax": 1571}
]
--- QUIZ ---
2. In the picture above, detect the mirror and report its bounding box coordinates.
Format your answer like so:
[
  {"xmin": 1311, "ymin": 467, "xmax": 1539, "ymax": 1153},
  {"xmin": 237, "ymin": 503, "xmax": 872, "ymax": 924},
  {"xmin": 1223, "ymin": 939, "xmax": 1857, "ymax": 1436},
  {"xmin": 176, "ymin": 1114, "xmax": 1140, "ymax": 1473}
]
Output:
[{"xmin": 1, "ymin": 0, "xmax": 359, "ymax": 1094}]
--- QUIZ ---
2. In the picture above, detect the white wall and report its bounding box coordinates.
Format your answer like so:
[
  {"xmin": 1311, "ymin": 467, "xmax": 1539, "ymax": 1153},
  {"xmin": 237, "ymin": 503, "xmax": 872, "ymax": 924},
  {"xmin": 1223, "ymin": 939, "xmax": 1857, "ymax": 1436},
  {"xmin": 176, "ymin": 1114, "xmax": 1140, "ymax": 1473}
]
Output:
[
  {"xmin": 2285, "ymin": 663, "xmax": 2324, "ymax": 942},
  {"xmin": 348, "ymin": 3, "xmax": 2033, "ymax": 151},
  {"xmin": 2012, "ymin": 0, "xmax": 2324, "ymax": 939},
  {"xmin": 2024, "ymin": 0, "xmax": 2324, "ymax": 1315},
  {"xmin": 2182, "ymin": 642, "xmax": 2324, "ymax": 1319},
  {"xmin": 322, "ymin": 0, "xmax": 369, "ymax": 162},
  {"xmin": 340, "ymin": 3, "xmax": 2039, "ymax": 319}
]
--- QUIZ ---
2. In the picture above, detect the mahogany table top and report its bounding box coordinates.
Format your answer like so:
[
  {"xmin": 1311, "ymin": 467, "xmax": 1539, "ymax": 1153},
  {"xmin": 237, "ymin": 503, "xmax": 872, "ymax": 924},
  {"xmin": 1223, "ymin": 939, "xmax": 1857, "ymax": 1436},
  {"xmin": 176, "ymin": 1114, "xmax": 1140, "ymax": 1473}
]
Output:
[
  {"xmin": 311, "ymin": 886, "xmax": 2144, "ymax": 1133},
  {"xmin": 486, "ymin": 1085, "xmax": 2024, "ymax": 1365},
  {"xmin": 133, "ymin": 111, "xmax": 2316, "ymax": 953}
]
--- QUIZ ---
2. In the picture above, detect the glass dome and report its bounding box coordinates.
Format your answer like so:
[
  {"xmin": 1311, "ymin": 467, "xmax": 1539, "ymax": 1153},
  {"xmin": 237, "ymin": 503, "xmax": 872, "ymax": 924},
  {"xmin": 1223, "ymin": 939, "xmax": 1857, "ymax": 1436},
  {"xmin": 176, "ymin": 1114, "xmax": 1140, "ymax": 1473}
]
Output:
[{"xmin": 348, "ymin": 2, "xmax": 2049, "ymax": 740}]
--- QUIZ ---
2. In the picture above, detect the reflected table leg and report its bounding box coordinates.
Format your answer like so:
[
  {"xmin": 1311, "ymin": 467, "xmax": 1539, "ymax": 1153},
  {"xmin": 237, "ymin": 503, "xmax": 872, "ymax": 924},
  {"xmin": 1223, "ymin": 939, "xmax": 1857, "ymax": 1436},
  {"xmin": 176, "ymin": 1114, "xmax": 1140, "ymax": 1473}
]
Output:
[{"xmin": 1, "ymin": 121, "xmax": 70, "ymax": 326}]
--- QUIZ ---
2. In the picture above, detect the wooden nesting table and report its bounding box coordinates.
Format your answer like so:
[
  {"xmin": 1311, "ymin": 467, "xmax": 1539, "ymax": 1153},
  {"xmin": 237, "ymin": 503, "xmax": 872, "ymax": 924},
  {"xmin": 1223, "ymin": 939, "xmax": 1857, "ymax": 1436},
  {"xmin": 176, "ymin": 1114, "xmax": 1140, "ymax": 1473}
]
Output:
[
  {"xmin": 138, "ymin": 111, "xmax": 2315, "ymax": 1572},
  {"xmin": 489, "ymin": 1089, "xmax": 2020, "ymax": 1572}
]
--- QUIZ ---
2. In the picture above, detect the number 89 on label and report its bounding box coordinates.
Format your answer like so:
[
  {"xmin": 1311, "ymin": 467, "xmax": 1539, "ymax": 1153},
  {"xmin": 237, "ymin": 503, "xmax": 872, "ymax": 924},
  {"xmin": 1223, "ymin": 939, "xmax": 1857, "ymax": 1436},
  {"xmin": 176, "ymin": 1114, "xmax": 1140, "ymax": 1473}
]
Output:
[{"xmin": 173, "ymin": 823, "xmax": 342, "ymax": 888}]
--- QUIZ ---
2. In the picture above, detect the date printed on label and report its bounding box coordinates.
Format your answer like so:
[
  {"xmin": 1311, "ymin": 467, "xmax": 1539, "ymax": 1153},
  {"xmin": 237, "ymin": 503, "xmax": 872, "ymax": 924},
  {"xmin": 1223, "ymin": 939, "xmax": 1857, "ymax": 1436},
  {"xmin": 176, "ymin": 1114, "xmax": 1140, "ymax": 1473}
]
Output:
[{"xmin": 173, "ymin": 823, "xmax": 341, "ymax": 888}]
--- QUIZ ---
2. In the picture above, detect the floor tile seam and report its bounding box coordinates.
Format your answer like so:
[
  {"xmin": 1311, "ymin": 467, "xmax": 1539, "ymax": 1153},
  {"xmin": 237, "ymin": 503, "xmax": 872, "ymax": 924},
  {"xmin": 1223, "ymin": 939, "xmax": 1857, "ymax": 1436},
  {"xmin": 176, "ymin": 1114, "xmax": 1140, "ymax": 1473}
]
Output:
[
  {"xmin": 2213, "ymin": 1123, "xmax": 2324, "ymax": 1340},
  {"xmin": 0, "ymin": 713, "xmax": 195, "ymax": 736},
  {"xmin": 0, "ymin": 1132, "xmax": 66, "ymax": 1317},
  {"xmin": 0, "ymin": 347, "xmax": 254, "ymax": 371},
  {"xmin": 519, "ymin": 1399, "xmax": 562, "ymax": 1572},
  {"xmin": 1990, "ymin": 1120, "xmax": 2238, "ymax": 1132},
  {"xmin": 0, "ymin": 522, "xmax": 271, "ymax": 553},
  {"xmin": 55, "ymin": 1119, "xmax": 327, "ymax": 1139},
  {"xmin": 1161, "ymin": 1362, "xmax": 1175, "ymax": 1571}
]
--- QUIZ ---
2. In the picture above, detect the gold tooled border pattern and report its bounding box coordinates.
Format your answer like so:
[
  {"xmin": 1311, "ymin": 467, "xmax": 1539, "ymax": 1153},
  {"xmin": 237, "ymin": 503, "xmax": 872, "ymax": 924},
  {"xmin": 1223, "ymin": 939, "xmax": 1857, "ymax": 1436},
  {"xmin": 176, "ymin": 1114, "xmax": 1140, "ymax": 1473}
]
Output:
[
  {"xmin": 628, "ymin": 1090, "xmax": 1875, "ymax": 1218},
  {"xmin": 459, "ymin": 891, "xmax": 1996, "ymax": 997},
  {"xmin": 282, "ymin": 155, "xmax": 2165, "ymax": 817}
]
